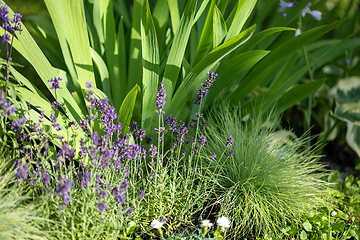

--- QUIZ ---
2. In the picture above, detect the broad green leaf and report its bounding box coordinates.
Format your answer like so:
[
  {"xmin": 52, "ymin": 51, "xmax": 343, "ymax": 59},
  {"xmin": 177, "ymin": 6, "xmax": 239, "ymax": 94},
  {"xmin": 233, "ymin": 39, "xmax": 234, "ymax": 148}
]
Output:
[
  {"xmin": 182, "ymin": 58, "xmax": 192, "ymax": 79},
  {"xmin": 99, "ymin": 0, "xmax": 121, "ymax": 109},
  {"xmin": 235, "ymin": 27, "xmax": 295, "ymax": 55},
  {"xmin": 274, "ymin": 79, "xmax": 327, "ymax": 116},
  {"xmin": 93, "ymin": 0, "xmax": 105, "ymax": 54},
  {"xmin": 90, "ymin": 48, "xmax": 111, "ymax": 99},
  {"xmin": 43, "ymin": 0, "xmax": 78, "ymax": 82},
  {"xmin": 268, "ymin": 52, "xmax": 299, "ymax": 90},
  {"xmin": 167, "ymin": 0, "xmax": 181, "ymax": 34},
  {"xmin": 127, "ymin": 0, "xmax": 145, "ymax": 92},
  {"xmin": 152, "ymin": 0, "xmax": 170, "ymax": 57},
  {"xmin": 346, "ymin": 123, "xmax": 360, "ymax": 157},
  {"xmin": 224, "ymin": 0, "xmax": 256, "ymax": 42},
  {"xmin": 118, "ymin": 85, "xmax": 139, "ymax": 136},
  {"xmin": 113, "ymin": 0, "xmax": 131, "ymax": 29},
  {"xmin": 9, "ymin": 67, "xmax": 45, "ymax": 98},
  {"xmin": 328, "ymin": 170, "xmax": 340, "ymax": 183},
  {"xmin": 167, "ymin": 24, "xmax": 256, "ymax": 119},
  {"xmin": 302, "ymin": 221, "xmax": 312, "ymax": 232},
  {"xmin": 300, "ymin": 230, "xmax": 308, "ymax": 240},
  {"xmin": 241, "ymin": 79, "xmax": 326, "ymax": 116},
  {"xmin": 193, "ymin": 0, "xmax": 228, "ymax": 65},
  {"xmin": 193, "ymin": 0, "xmax": 211, "ymax": 24},
  {"xmin": 213, "ymin": 4, "xmax": 227, "ymax": 48},
  {"xmin": 334, "ymin": 103, "xmax": 360, "ymax": 126},
  {"xmin": 330, "ymin": 76, "xmax": 360, "ymax": 104},
  {"xmin": 228, "ymin": 19, "xmax": 344, "ymax": 104},
  {"xmin": 162, "ymin": 0, "xmax": 197, "ymax": 100},
  {"xmin": 117, "ymin": 17, "xmax": 128, "ymax": 101},
  {"xmin": 141, "ymin": 0, "xmax": 160, "ymax": 134},
  {"xmin": 63, "ymin": 0, "xmax": 96, "ymax": 88},
  {"xmin": 206, "ymin": 50, "xmax": 269, "ymax": 103},
  {"xmin": 8, "ymin": 6, "xmax": 85, "ymax": 124}
]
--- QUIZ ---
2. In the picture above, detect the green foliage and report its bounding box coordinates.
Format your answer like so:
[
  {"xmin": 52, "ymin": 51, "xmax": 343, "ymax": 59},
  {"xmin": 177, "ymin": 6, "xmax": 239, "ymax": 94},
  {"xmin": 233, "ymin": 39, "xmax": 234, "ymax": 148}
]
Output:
[
  {"xmin": 5, "ymin": 0, "xmax": 344, "ymax": 147},
  {"xmin": 0, "ymin": 154, "xmax": 50, "ymax": 240},
  {"xmin": 202, "ymin": 104, "xmax": 330, "ymax": 238}
]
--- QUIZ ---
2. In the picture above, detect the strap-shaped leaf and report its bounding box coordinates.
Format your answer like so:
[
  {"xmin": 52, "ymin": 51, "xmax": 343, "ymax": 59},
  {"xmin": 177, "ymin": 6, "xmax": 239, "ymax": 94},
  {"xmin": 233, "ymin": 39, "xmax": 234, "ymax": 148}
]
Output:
[
  {"xmin": 227, "ymin": 19, "xmax": 344, "ymax": 104},
  {"xmin": 274, "ymin": 78, "xmax": 327, "ymax": 116},
  {"xmin": 224, "ymin": 0, "xmax": 256, "ymax": 42},
  {"xmin": 193, "ymin": 0, "xmax": 228, "ymax": 65},
  {"xmin": 213, "ymin": 4, "xmax": 227, "ymax": 48},
  {"xmin": 99, "ymin": 0, "xmax": 121, "ymax": 109},
  {"xmin": 141, "ymin": 0, "xmax": 160, "ymax": 133},
  {"xmin": 117, "ymin": 17, "xmax": 128, "ymax": 102},
  {"xmin": 127, "ymin": 0, "xmax": 145, "ymax": 93},
  {"xmin": 118, "ymin": 85, "xmax": 139, "ymax": 136},
  {"xmin": 234, "ymin": 27, "xmax": 295, "ymax": 55},
  {"xmin": 8, "ymin": 6, "xmax": 85, "ymax": 124},
  {"xmin": 162, "ymin": 0, "xmax": 197, "ymax": 100},
  {"xmin": 43, "ymin": 0, "xmax": 78, "ymax": 82},
  {"xmin": 206, "ymin": 50, "xmax": 269, "ymax": 104},
  {"xmin": 90, "ymin": 48, "xmax": 111, "ymax": 99},
  {"xmin": 152, "ymin": 0, "xmax": 169, "ymax": 57},
  {"xmin": 63, "ymin": 0, "xmax": 96, "ymax": 88},
  {"xmin": 167, "ymin": 24, "xmax": 256, "ymax": 119},
  {"xmin": 167, "ymin": 0, "xmax": 181, "ymax": 34}
]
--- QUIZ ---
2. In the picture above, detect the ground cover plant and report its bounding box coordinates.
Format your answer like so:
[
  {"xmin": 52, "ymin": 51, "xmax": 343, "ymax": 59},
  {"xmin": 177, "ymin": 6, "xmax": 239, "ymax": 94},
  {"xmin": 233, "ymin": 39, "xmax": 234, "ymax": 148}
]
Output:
[{"xmin": 1, "ymin": 0, "xmax": 360, "ymax": 239}]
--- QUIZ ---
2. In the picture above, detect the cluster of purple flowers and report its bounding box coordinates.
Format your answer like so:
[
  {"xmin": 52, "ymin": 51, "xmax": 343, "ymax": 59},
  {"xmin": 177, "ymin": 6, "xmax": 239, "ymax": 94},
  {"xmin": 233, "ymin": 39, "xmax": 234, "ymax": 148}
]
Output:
[
  {"xmin": 7, "ymin": 69, "xmax": 219, "ymax": 232},
  {"xmin": 48, "ymin": 77, "xmax": 64, "ymax": 109},
  {"xmin": 0, "ymin": 89, "xmax": 15, "ymax": 116},
  {"xmin": 195, "ymin": 72, "xmax": 217, "ymax": 105},
  {"xmin": 156, "ymin": 83, "xmax": 167, "ymax": 115},
  {"xmin": 0, "ymin": 3, "xmax": 22, "ymax": 45}
]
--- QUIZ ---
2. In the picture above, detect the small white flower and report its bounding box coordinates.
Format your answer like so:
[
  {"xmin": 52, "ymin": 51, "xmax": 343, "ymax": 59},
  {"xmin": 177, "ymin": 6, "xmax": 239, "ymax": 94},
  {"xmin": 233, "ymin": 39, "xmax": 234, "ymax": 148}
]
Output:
[
  {"xmin": 216, "ymin": 216, "xmax": 231, "ymax": 228},
  {"xmin": 331, "ymin": 211, "xmax": 337, "ymax": 217},
  {"xmin": 295, "ymin": 28, "xmax": 301, "ymax": 36},
  {"xmin": 201, "ymin": 220, "xmax": 214, "ymax": 228},
  {"xmin": 150, "ymin": 219, "xmax": 165, "ymax": 229}
]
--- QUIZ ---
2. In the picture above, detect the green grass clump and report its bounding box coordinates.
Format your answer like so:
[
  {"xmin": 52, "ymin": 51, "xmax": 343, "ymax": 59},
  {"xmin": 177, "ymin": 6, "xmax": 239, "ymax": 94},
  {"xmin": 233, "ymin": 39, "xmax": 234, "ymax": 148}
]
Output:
[
  {"xmin": 0, "ymin": 155, "xmax": 50, "ymax": 240},
  {"xmin": 203, "ymin": 106, "xmax": 331, "ymax": 238}
]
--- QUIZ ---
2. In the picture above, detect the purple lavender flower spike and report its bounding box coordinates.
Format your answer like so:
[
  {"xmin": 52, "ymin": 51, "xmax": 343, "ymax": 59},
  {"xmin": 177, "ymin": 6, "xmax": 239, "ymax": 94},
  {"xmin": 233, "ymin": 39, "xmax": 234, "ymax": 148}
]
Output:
[
  {"xmin": 228, "ymin": 150, "xmax": 234, "ymax": 158},
  {"xmin": 48, "ymin": 77, "xmax": 62, "ymax": 90},
  {"xmin": 97, "ymin": 202, "xmax": 108, "ymax": 213},
  {"xmin": 226, "ymin": 135, "xmax": 234, "ymax": 148},
  {"xmin": 156, "ymin": 83, "xmax": 167, "ymax": 115},
  {"xmin": 126, "ymin": 207, "xmax": 133, "ymax": 216},
  {"xmin": 199, "ymin": 135, "xmax": 206, "ymax": 147},
  {"xmin": 194, "ymin": 72, "xmax": 217, "ymax": 105},
  {"xmin": 85, "ymin": 81, "xmax": 92, "ymax": 88},
  {"xmin": 138, "ymin": 190, "xmax": 145, "ymax": 199},
  {"xmin": 14, "ymin": 162, "xmax": 29, "ymax": 183},
  {"xmin": 149, "ymin": 144, "xmax": 157, "ymax": 158}
]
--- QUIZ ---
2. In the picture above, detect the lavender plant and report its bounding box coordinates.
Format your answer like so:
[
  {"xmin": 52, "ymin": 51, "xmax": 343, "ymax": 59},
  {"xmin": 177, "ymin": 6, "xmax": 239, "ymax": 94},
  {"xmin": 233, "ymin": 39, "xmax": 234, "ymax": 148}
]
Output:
[{"xmin": 3, "ymin": 71, "xmax": 217, "ymax": 239}]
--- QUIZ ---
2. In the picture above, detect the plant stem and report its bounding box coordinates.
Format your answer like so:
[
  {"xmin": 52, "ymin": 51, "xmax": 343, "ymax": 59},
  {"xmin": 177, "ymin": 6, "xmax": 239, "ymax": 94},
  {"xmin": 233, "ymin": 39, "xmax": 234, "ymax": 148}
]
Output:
[{"xmin": 299, "ymin": 15, "xmax": 314, "ymax": 147}]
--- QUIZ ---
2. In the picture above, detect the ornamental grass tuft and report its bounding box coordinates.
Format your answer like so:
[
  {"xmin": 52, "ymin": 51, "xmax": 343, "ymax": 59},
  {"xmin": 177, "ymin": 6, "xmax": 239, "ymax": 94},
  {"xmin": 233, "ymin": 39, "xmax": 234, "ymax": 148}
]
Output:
[{"xmin": 202, "ymin": 105, "xmax": 331, "ymax": 238}]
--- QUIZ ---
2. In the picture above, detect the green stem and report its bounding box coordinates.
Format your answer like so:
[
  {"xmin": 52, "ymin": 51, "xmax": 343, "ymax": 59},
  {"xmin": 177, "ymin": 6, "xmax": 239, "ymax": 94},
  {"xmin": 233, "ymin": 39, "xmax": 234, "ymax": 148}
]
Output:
[{"xmin": 299, "ymin": 15, "xmax": 314, "ymax": 147}]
